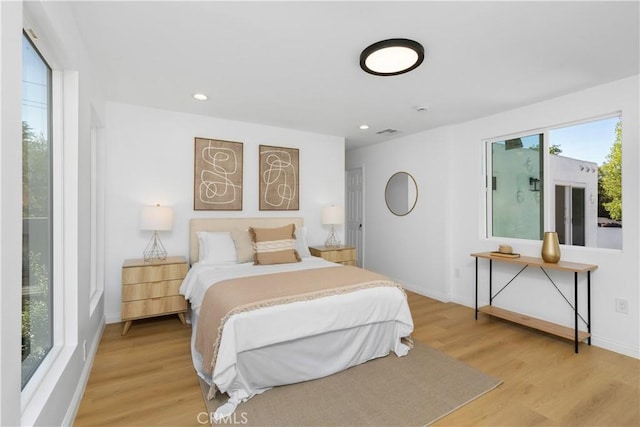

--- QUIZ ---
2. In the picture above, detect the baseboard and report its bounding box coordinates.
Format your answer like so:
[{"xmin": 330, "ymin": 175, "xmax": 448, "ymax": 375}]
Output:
[
  {"xmin": 451, "ymin": 295, "xmax": 475, "ymax": 309},
  {"xmin": 62, "ymin": 316, "xmax": 106, "ymax": 426},
  {"xmin": 104, "ymin": 312, "xmax": 121, "ymax": 324},
  {"xmin": 397, "ymin": 280, "xmax": 451, "ymax": 303},
  {"xmin": 591, "ymin": 335, "xmax": 639, "ymax": 359}
]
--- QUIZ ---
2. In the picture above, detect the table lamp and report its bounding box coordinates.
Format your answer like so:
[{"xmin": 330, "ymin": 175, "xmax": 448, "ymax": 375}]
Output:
[
  {"xmin": 140, "ymin": 204, "xmax": 173, "ymax": 262},
  {"xmin": 322, "ymin": 205, "xmax": 344, "ymax": 248}
]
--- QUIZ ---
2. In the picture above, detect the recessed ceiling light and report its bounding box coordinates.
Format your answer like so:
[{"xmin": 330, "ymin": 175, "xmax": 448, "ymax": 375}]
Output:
[
  {"xmin": 360, "ymin": 39, "xmax": 425, "ymax": 76},
  {"xmin": 359, "ymin": 124, "xmax": 370, "ymax": 130},
  {"xmin": 193, "ymin": 93, "xmax": 208, "ymax": 101}
]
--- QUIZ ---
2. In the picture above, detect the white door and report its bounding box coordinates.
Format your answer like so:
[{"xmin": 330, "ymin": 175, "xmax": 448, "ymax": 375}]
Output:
[{"xmin": 345, "ymin": 167, "xmax": 364, "ymax": 267}]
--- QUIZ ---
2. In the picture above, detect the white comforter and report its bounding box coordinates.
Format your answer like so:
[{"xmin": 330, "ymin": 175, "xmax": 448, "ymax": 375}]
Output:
[
  {"xmin": 179, "ymin": 257, "xmax": 414, "ymax": 418},
  {"xmin": 180, "ymin": 257, "xmax": 340, "ymax": 313}
]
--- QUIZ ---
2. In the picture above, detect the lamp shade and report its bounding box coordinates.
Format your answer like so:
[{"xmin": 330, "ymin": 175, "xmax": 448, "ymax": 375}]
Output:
[
  {"xmin": 140, "ymin": 205, "xmax": 173, "ymax": 231},
  {"xmin": 322, "ymin": 205, "xmax": 344, "ymax": 225}
]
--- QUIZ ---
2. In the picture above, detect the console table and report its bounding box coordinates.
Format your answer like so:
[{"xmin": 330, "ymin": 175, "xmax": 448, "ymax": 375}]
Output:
[{"xmin": 471, "ymin": 252, "xmax": 597, "ymax": 353}]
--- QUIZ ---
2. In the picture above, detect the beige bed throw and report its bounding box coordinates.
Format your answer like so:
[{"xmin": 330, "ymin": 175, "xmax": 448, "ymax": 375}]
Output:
[{"xmin": 195, "ymin": 266, "xmax": 407, "ymax": 393}]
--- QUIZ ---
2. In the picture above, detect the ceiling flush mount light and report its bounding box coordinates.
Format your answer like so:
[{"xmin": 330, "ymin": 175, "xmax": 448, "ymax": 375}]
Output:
[
  {"xmin": 359, "ymin": 124, "xmax": 369, "ymax": 130},
  {"xmin": 360, "ymin": 38, "xmax": 425, "ymax": 76},
  {"xmin": 193, "ymin": 93, "xmax": 208, "ymax": 101}
]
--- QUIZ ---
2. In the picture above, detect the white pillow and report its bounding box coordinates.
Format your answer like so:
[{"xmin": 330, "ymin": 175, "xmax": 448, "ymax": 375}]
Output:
[
  {"xmin": 197, "ymin": 231, "xmax": 237, "ymax": 265},
  {"xmin": 294, "ymin": 226, "xmax": 312, "ymax": 258}
]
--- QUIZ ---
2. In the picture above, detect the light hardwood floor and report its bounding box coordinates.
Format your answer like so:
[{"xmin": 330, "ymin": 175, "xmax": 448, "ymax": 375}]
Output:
[{"xmin": 75, "ymin": 292, "xmax": 639, "ymax": 426}]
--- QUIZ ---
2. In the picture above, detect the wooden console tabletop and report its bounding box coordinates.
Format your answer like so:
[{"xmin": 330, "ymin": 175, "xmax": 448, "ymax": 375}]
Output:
[
  {"xmin": 471, "ymin": 252, "xmax": 598, "ymax": 273},
  {"xmin": 471, "ymin": 252, "xmax": 597, "ymax": 353}
]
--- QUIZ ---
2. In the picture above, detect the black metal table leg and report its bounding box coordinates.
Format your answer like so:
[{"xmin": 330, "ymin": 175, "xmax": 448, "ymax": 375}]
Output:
[
  {"xmin": 475, "ymin": 257, "xmax": 478, "ymax": 320},
  {"xmin": 574, "ymin": 272, "xmax": 579, "ymax": 354},
  {"xmin": 489, "ymin": 259, "xmax": 493, "ymax": 306},
  {"xmin": 588, "ymin": 271, "xmax": 591, "ymax": 345}
]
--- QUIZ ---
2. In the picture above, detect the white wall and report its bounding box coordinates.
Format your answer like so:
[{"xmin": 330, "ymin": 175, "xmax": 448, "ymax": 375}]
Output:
[
  {"xmin": 103, "ymin": 102, "xmax": 346, "ymax": 321},
  {"xmin": 347, "ymin": 75, "xmax": 639, "ymax": 358},
  {"xmin": 346, "ymin": 126, "xmax": 453, "ymax": 302},
  {"xmin": 1, "ymin": 1, "xmax": 107, "ymax": 425}
]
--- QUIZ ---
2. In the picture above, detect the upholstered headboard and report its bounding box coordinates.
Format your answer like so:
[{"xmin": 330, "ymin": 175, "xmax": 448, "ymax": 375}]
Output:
[{"xmin": 189, "ymin": 217, "xmax": 304, "ymax": 265}]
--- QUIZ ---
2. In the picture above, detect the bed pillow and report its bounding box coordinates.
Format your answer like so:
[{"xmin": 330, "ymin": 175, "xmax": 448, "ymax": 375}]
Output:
[
  {"xmin": 294, "ymin": 226, "xmax": 312, "ymax": 258},
  {"xmin": 249, "ymin": 224, "xmax": 301, "ymax": 265},
  {"xmin": 197, "ymin": 231, "xmax": 237, "ymax": 265},
  {"xmin": 231, "ymin": 229, "xmax": 254, "ymax": 263}
]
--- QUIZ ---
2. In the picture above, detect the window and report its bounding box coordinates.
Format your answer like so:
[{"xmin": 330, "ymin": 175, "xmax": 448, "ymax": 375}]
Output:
[
  {"xmin": 487, "ymin": 115, "xmax": 622, "ymax": 250},
  {"xmin": 489, "ymin": 133, "xmax": 544, "ymax": 241},
  {"xmin": 549, "ymin": 117, "xmax": 622, "ymax": 249},
  {"xmin": 22, "ymin": 32, "xmax": 53, "ymax": 388}
]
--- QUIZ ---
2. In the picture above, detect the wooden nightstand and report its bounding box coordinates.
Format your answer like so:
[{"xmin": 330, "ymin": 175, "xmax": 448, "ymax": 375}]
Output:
[
  {"xmin": 309, "ymin": 245, "xmax": 357, "ymax": 266},
  {"xmin": 121, "ymin": 256, "xmax": 188, "ymax": 335}
]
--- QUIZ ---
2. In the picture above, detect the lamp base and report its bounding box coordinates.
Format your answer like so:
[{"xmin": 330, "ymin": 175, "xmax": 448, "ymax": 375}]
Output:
[
  {"xmin": 325, "ymin": 226, "xmax": 341, "ymax": 248},
  {"xmin": 143, "ymin": 231, "xmax": 167, "ymax": 262}
]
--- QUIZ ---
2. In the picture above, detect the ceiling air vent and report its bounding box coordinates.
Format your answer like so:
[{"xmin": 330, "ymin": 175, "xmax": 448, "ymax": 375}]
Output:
[{"xmin": 376, "ymin": 128, "xmax": 400, "ymax": 135}]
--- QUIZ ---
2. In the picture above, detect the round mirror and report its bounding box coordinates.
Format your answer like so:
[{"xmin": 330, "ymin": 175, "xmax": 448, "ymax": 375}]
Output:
[{"xmin": 385, "ymin": 172, "xmax": 418, "ymax": 216}]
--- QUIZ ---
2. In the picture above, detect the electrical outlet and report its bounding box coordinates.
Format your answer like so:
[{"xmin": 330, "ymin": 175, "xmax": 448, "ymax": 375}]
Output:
[
  {"xmin": 82, "ymin": 340, "xmax": 87, "ymax": 361},
  {"xmin": 615, "ymin": 298, "xmax": 629, "ymax": 314}
]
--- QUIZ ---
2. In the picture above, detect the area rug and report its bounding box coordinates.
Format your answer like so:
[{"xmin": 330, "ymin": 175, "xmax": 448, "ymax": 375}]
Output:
[{"xmin": 199, "ymin": 341, "xmax": 502, "ymax": 426}]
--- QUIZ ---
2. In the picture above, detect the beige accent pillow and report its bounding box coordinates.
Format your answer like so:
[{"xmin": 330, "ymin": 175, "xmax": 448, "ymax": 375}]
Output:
[
  {"xmin": 231, "ymin": 229, "xmax": 254, "ymax": 263},
  {"xmin": 249, "ymin": 224, "xmax": 301, "ymax": 265}
]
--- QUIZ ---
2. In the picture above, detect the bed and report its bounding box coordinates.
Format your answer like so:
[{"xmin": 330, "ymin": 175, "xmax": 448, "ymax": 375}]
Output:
[{"xmin": 180, "ymin": 217, "xmax": 414, "ymax": 419}]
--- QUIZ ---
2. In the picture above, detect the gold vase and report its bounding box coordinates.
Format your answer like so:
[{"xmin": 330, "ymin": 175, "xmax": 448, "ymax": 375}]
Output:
[{"xmin": 541, "ymin": 231, "xmax": 560, "ymax": 263}]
